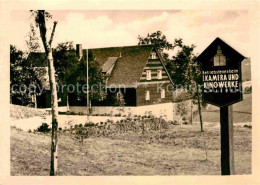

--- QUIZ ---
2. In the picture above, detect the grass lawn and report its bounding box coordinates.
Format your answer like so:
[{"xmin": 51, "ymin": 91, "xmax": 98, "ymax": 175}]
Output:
[
  {"xmin": 11, "ymin": 123, "xmax": 251, "ymax": 176},
  {"xmin": 194, "ymin": 93, "xmax": 252, "ymax": 123}
]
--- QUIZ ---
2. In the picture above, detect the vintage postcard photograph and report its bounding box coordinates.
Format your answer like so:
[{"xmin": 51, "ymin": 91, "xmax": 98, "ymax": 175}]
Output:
[{"xmin": 1, "ymin": 1, "xmax": 259, "ymax": 184}]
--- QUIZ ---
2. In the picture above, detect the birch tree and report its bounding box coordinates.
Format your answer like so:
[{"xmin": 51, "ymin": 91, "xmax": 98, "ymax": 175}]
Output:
[{"xmin": 31, "ymin": 10, "xmax": 59, "ymax": 175}]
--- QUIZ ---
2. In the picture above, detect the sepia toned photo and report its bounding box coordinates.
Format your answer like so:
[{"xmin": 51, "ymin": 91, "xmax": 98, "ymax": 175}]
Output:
[{"xmin": 8, "ymin": 8, "xmax": 252, "ymax": 177}]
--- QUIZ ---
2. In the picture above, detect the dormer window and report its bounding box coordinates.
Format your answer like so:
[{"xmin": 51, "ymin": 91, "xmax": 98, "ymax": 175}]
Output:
[
  {"xmin": 157, "ymin": 69, "xmax": 162, "ymax": 79},
  {"xmin": 146, "ymin": 70, "xmax": 151, "ymax": 80},
  {"xmin": 214, "ymin": 45, "xmax": 226, "ymax": 66},
  {"xmin": 150, "ymin": 52, "xmax": 157, "ymax": 59}
]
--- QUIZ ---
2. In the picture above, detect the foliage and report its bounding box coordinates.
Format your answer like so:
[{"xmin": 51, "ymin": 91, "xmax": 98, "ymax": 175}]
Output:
[
  {"xmin": 53, "ymin": 41, "xmax": 78, "ymax": 85},
  {"xmin": 11, "ymin": 39, "xmax": 106, "ymax": 106},
  {"xmin": 138, "ymin": 30, "xmax": 182, "ymax": 63},
  {"xmin": 167, "ymin": 44, "xmax": 196, "ymax": 86},
  {"xmin": 10, "ymin": 45, "xmax": 40, "ymax": 106},
  {"xmin": 138, "ymin": 30, "xmax": 182, "ymax": 50},
  {"xmin": 30, "ymin": 10, "xmax": 52, "ymax": 26},
  {"xmin": 175, "ymin": 101, "xmax": 188, "ymax": 117},
  {"xmin": 63, "ymin": 117, "xmax": 172, "ymax": 142},
  {"xmin": 75, "ymin": 50, "xmax": 106, "ymax": 102},
  {"xmin": 36, "ymin": 123, "xmax": 51, "ymax": 133},
  {"xmin": 26, "ymin": 24, "xmax": 41, "ymax": 52},
  {"xmin": 51, "ymin": 41, "xmax": 106, "ymax": 103},
  {"xmin": 244, "ymin": 86, "xmax": 252, "ymax": 94}
]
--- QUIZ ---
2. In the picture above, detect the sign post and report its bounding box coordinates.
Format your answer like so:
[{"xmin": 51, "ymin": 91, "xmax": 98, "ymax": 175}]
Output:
[
  {"xmin": 220, "ymin": 105, "xmax": 234, "ymax": 175},
  {"xmin": 196, "ymin": 37, "xmax": 245, "ymax": 175}
]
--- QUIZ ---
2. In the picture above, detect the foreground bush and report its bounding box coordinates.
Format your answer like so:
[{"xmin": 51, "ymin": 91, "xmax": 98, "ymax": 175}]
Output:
[
  {"xmin": 60, "ymin": 117, "xmax": 176, "ymax": 148},
  {"xmin": 36, "ymin": 123, "xmax": 51, "ymax": 133}
]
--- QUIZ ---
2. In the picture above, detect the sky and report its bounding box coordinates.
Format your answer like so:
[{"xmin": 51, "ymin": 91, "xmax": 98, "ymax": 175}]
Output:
[{"xmin": 10, "ymin": 10, "xmax": 250, "ymax": 57}]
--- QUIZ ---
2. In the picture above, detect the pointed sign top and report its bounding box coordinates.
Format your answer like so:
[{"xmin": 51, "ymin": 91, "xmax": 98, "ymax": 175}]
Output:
[{"xmin": 196, "ymin": 37, "xmax": 246, "ymax": 63}]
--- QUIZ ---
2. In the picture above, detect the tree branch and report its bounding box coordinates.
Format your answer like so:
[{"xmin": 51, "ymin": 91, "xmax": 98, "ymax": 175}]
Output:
[
  {"xmin": 49, "ymin": 21, "xmax": 58, "ymax": 46},
  {"xmin": 37, "ymin": 10, "xmax": 48, "ymax": 53}
]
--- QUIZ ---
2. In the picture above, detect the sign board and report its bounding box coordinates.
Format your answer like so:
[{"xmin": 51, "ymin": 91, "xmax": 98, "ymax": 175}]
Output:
[{"xmin": 196, "ymin": 37, "xmax": 245, "ymax": 107}]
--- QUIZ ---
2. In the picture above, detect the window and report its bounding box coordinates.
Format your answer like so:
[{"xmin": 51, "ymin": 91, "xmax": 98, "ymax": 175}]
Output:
[
  {"xmin": 214, "ymin": 45, "xmax": 226, "ymax": 66},
  {"xmin": 150, "ymin": 52, "xmax": 157, "ymax": 59},
  {"xmin": 157, "ymin": 69, "xmax": 162, "ymax": 79},
  {"xmin": 161, "ymin": 89, "xmax": 165, "ymax": 99},
  {"xmin": 146, "ymin": 70, "xmax": 151, "ymax": 80},
  {"xmin": 145, "ymin": 91, "xmax": 150, "ymax": 100}
]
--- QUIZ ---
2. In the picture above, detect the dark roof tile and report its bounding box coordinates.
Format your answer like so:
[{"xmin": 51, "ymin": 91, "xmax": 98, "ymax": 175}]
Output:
[{"xmin": 86, "ymin": 45, "xmax": 153, "ymax": 87}]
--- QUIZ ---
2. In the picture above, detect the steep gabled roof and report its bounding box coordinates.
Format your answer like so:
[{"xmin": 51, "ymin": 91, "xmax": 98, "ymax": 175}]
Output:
[
  {"xmin": 27, "ymin": 45, "xmax": 172, "ymax": 88},
  {"xmin": 85, "ymin": 45, "xmax": 153, "ymax": 87},
  {"xmin": 154, "ymin": 48, "xmax": 174, "ymax": 86}
]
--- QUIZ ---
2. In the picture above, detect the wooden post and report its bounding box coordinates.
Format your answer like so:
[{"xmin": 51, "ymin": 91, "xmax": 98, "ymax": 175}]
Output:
[
  {"xmin": 67, "ymin": 94, "xmax": 69, "ymax": 112},
  {"xmin": 86, "ymin": 48, "xmax": 89, "ymax": 114},
  {"xmin": 220, "ymin": 105, "xmax": 234, "ymax": 175}
]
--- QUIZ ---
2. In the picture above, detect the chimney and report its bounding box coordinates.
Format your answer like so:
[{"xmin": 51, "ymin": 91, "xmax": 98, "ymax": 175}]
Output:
[{"xmin": 76, "ymin": 44, "xmax": 83, "ymax": 59}]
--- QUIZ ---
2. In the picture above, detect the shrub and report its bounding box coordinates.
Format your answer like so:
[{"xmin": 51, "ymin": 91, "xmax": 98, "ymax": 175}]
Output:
[
  {"xmin": 244, "ymin": 86, "xmax": 252, "ymax": 94},
  {"xmin": 36, "ymin": 123, "xmax": 51, "ymax": 133},
  {"xmin": 171, "ymin": 120, "xmax": 178, "ymax": 125},
  {"xmin": 115, "ymin": 113, "xmax": 121, "ymax": 117},
  {"xmin": 244, "ymin": 124, "xmax": 252, "ymax": 128},
  {"xmin": 84, "ymin": 122, "xmax": 95, "ymax": 127},
  {"xmin": 183, "ymin": 121, "xmax": 189, "ymax": 125}
]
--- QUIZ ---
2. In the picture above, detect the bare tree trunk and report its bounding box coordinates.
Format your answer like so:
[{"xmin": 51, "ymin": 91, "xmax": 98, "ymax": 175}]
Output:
[
  {"xmin": 36, "ymin": 10, "xmax": 59, "ymax": 176},
  {"xmin": 47, "ymin": 48, "xmax": 59, "ymax": 176},
  {"xmin": 197, "ymin": 83, "xmax": 203, "ymax": 132}
]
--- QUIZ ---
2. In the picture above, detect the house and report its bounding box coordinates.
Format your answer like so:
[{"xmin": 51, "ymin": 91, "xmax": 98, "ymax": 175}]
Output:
[
  {"xmin": 27, "ymin": 53, "xmax": 68, "ymax": 111},
  {"xmin": 67, "ymin": 44, "xmax": 176, "ymax": 119},
  {"xmin": 26, "ymin": 44, "xmax": 176, "ymax": 119},
  {"xmin": 75, "ymin": 44, "xmax": 174, "ymax": 107}
]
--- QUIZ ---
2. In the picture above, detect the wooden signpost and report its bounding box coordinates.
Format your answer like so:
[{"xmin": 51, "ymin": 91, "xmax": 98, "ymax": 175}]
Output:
[{"xmin": 196, "ymin": 37, "xmax": 245, "ymax": 175}]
